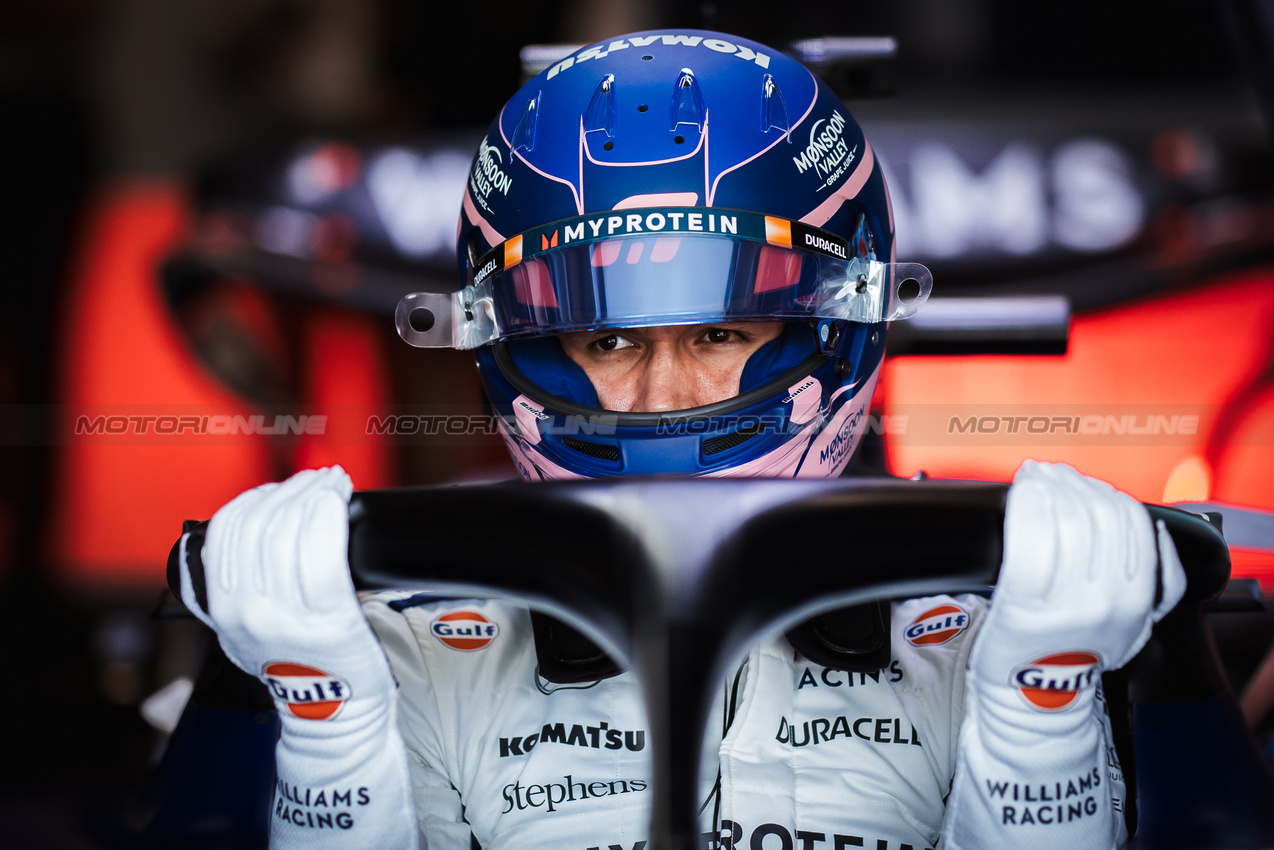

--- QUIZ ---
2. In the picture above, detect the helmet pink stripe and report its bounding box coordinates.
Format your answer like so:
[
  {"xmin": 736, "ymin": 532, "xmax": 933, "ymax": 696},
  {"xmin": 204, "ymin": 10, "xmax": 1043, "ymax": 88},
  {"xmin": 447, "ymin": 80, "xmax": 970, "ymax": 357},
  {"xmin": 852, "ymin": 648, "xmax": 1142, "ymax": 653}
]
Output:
[
  {"xmin": 462, "ymin": 188, "xmax": 505, "ymax": 246},
  {"xmin": 799, "ymin": 141, "xmax": 875, "ymax": 228}
]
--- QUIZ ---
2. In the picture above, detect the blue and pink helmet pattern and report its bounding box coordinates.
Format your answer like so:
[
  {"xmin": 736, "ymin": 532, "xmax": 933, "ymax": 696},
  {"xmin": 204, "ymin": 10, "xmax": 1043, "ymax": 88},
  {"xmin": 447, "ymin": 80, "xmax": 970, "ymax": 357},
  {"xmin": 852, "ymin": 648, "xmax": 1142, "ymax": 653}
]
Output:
[{"xmin": 453, "ymin": 30, "xmax": 906, "ymax": 480}]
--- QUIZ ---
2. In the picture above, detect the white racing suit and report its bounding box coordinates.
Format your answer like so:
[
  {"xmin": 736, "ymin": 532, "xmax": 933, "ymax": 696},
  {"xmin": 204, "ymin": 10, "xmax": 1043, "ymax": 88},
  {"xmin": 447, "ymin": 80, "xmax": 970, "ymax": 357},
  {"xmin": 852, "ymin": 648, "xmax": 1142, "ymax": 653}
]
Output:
[{"xmin": 359, "ymin": 592, "xmax": 1130, "ymax": 850}]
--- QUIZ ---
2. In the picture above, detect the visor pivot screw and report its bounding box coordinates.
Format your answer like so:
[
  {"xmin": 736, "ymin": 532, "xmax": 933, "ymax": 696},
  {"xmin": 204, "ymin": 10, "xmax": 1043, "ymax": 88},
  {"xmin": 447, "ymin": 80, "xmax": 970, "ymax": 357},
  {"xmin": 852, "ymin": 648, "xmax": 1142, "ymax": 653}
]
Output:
[
  {"xmin": 463, "ymin": 302, "xmax": 474, "ymax": 322},
  {"xmin": 835, "ymin": 358, "xmax": 852, "ymax": 379},
  {"xmin": 870, "ymin": 330, "xmax": 879, "ymax": 346},
  {"xmin": 854, "ymin": 274, "xmax": 868, "ymax": 294}
]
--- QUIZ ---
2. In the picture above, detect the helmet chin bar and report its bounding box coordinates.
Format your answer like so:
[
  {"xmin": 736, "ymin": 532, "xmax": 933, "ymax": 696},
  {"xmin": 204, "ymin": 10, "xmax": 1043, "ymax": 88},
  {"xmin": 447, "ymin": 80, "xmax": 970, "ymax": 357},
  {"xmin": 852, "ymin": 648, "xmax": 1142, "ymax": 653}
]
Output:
[{"xmin": 490, "ymin": 343, "xmax": 834, "ymax": 428}]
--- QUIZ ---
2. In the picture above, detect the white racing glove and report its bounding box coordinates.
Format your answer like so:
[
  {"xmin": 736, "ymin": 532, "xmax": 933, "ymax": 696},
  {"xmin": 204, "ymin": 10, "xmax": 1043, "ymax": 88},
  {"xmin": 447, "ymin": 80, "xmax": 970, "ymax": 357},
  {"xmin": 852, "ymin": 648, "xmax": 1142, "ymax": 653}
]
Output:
[
  {"xmin": 179, "ymin": 466, "xmax": 419, "ymax": 850},
  {"xmin": 941, "ymin": 460, "xmax": 1186, "ymax": 850}
]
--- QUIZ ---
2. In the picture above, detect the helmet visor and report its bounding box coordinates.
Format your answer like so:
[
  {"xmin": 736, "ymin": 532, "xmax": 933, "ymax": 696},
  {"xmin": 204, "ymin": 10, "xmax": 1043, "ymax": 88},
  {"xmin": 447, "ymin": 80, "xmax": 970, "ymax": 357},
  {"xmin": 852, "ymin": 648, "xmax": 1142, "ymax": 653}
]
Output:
[{"xmin": 396, "ymin": 207, "xmax": 931, "ymax": 349}]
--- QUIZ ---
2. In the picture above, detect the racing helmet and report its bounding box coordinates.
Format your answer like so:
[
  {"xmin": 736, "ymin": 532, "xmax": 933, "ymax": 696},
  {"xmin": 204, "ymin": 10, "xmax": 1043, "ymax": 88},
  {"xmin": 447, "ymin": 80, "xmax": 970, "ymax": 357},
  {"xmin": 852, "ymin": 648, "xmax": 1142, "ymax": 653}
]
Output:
[{"xmin": 396, "ymin": 29, "xmax": 931, "ymax": 480}]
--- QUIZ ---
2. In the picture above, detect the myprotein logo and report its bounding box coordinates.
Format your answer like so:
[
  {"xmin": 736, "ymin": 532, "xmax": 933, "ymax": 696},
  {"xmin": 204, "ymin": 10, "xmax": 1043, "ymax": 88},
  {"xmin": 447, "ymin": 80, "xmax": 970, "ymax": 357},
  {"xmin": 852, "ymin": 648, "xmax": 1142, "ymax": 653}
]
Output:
[
  {"xmin": 501, "ymin": 774, "xmax": 648, "ymax": 814},
  {"xmin": 718, "ymin": 820, "xmax": 932, "ymax": 850},
  {"xmin": 904, "ymin": 604, "xmax": 970, "ymax": 647},
  {"xmin": 558, "ymin": 210, "xmax": 738, "ymax": 245},
  {"xmin": 262, "ymin": 662, "xmax": 350, "ymax": 721},
  {"xmin": 431, "ymin": 611, "xmax": 500, "ymax": 651},
  {"xmin": 1012, "ymin": 652, "xmax": 1101, "ymax": 711},
  {"xmin": 500, "ymin": 721, "xmax": 646, "ymax": 758}
]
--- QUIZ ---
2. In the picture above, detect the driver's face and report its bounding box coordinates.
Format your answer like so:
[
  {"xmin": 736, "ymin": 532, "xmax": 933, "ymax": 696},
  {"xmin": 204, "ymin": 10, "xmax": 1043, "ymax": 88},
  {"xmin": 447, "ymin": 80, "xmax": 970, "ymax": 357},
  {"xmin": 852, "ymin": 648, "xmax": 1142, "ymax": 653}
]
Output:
[{"xmin": 558, "ymin": 322, "xmax": 785, "ymax": 413}]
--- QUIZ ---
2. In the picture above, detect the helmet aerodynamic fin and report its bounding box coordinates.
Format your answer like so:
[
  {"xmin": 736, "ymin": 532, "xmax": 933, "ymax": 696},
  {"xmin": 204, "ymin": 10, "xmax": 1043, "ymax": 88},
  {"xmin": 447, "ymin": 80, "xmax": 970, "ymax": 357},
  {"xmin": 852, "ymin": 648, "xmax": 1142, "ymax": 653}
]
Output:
[
  {"xmin": 670, "ymin": 68, "xmax": 706, "ymax": 133},
  {"xmin": 512, "ymin": 93, "xmax": 540, "ymax": 154},
  {"xmin": 585, "ymin": 74, "xmax": 617, "ymax": 138},
  {"xmin": 761, "ymin": 74, "xmax": 790, "ymax": 140}
]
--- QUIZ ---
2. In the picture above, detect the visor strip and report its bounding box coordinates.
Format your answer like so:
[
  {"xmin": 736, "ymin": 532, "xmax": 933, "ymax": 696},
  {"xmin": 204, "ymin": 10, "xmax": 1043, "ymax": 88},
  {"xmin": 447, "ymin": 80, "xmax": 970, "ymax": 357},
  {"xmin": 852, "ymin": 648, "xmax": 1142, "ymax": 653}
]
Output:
[{"xmin": 470, "ymin": 206, "xmax": 853, "ymax": 288}]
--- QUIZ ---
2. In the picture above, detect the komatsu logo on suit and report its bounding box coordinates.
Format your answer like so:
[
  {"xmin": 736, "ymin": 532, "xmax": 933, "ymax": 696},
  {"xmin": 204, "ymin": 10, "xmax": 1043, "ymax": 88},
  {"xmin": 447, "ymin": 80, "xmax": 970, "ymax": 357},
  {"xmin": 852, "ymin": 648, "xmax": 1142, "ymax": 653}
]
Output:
[
  {"xmin": 1012, "ymin": 652, "xmax": 1101, "ymax": 711},
  {"xmin": 499, "ymin": 721, "xmax": 646, "ymax": 757},
  {"xmin": 262, "ymin": 662, "xmax": 350, "ymax": 721},
  {"xmin": 905, "ymin": 604, "xmax": 970, "ymax": 647},
  {"xmin": 431, "ymin": 611, "xmax": 500, "ymax": 651},
  {"xmin": 545, "ymin": 34, "xmax": 770, "ymax": 80}
]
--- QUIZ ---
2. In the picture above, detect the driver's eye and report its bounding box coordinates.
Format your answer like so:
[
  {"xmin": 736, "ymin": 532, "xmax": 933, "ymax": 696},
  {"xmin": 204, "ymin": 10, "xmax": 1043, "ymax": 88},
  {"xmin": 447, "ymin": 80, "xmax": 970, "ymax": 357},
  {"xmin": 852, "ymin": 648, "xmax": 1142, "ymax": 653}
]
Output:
[
  {"xmin": 706, "ymin": 328, "xmax": 732, "ymax": 343},
  {"xmin": 595, "ymin": 334, "xmax": 630, "ymax": 352}
]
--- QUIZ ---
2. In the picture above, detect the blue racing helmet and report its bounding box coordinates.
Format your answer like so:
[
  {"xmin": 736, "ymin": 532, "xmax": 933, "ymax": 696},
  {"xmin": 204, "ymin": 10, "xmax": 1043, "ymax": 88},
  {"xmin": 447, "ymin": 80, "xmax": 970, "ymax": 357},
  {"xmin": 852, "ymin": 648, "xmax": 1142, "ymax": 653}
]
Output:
[{"xmin": 396, "ymin": 29, "xmax": 931, "ymax": 480}]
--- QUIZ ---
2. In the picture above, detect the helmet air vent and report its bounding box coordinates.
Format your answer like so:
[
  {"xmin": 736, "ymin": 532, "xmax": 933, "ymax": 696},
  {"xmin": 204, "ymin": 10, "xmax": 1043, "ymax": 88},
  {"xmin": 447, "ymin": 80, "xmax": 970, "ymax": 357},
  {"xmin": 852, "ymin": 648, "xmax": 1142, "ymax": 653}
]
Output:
[
  {"xmin": 512, "ymin": 92, "xmax": 540, "ymax": 153},
  {"xmin": 561, "ymin": 436, "xmax": 622, "ymax": 463},
  {"xmin": 760, "ymin": 74, "xmax": 790, "ymax": 142},
  {"xmin": 585, "ymin": 74, "xmax": 617, "ymax": 138},
  {"xmin": 702, "ymin": 422, "xmax": 764, "ymax": 456},
  {"xmin": 670, "ymin": 68, "xmax": 705, "ymax": 133}
]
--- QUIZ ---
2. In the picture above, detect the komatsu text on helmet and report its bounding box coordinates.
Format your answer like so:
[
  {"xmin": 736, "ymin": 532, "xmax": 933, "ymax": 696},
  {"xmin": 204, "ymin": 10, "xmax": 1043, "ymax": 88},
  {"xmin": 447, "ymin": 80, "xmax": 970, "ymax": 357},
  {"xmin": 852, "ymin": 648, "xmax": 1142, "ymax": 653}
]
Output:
[{"xmin": 396, "ymin": 30, "xmax": 932, "ymax": 480}]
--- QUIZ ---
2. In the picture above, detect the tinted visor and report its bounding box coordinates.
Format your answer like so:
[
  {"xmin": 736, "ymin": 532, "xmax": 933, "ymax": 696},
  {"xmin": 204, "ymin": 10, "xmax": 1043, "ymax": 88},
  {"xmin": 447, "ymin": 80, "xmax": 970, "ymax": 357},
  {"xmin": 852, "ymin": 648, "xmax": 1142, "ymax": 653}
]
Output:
[{"xmin": 396, "ymin": 207, "xmax": 931, "ymax": 349}]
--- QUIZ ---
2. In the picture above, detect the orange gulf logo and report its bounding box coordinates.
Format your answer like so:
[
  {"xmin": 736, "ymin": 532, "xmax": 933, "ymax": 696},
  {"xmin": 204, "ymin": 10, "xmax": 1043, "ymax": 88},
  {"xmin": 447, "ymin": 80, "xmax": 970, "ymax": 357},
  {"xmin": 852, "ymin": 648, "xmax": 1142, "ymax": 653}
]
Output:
[
  {"xmin": 904, "ymin": 604, "xmax": 970, "ymax": 646},
  {"xmin": 1012, "ymin": 652, "xmax": 1101, "ymax": 711},
  {"xmin": 431, "ymin": 611, "xmax": 500, "ymax": 651},
  {"xmin": 262, "ymin": 662, "xmax": 351, "ymax": 721}
]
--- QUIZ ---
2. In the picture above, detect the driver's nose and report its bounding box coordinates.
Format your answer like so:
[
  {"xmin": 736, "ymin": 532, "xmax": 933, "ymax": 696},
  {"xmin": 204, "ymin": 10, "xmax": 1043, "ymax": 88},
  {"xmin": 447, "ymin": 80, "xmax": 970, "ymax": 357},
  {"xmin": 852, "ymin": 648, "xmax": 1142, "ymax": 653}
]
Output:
[{"xmin": 630, "ymin": 345, "xmax": 701, "ymax": 412}]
